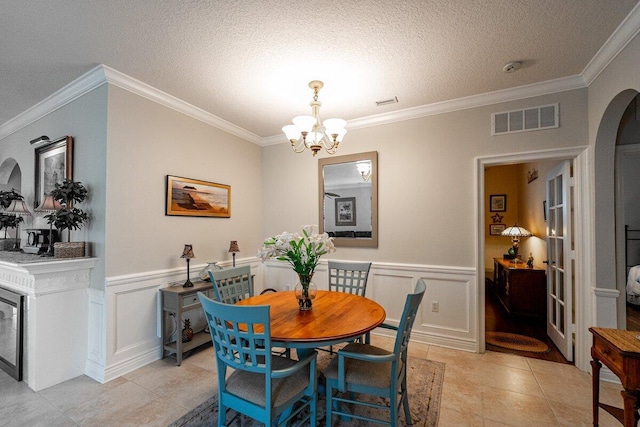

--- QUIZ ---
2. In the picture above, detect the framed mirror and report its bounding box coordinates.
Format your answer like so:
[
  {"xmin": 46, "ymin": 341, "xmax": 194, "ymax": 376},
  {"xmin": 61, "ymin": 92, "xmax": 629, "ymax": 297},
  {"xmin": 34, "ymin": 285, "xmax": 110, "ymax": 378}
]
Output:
[{"xmin": 318, "ymin": 151, "xmax": 378, "ymax": 247}]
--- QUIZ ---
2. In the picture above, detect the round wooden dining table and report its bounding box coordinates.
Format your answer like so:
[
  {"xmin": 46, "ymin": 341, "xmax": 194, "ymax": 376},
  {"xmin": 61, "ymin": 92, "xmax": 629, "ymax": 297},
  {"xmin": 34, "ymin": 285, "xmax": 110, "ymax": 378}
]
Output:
[{"xmin": 235, "ymin": 290, "xmax": 386, "ymax": 350}]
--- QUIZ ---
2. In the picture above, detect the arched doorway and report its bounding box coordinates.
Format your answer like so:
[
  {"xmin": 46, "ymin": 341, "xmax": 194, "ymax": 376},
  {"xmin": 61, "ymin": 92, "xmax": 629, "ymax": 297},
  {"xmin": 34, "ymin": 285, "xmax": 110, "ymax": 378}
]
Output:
[{"xmin": 614, "ymin": 92, "xmax": 640, "ymax": 331}]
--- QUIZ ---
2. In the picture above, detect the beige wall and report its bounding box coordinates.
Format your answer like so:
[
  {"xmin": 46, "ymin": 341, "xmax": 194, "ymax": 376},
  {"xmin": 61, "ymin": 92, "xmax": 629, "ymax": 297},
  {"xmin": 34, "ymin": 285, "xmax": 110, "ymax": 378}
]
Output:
[
  {"xmin": 263, "ymin": 89, "xmax": 588, "ymax": 267},
  {"xmin": 484, "ymin": 164, "xmax": 519, "ymax": 270},
  {"xmin": 105, "ymin": 86, "xmax": 263, "ymax": 278}
]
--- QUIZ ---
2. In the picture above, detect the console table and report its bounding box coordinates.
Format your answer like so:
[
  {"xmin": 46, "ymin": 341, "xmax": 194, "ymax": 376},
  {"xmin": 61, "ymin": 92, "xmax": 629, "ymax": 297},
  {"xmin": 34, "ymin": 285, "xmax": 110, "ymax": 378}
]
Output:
[
  {"xmin": 590, "ymin": 327, "xmax": 640, "ymax": 427},
  {"xmin": 160, "ymin": 280, "xmax": 214, "ymax": 365},
  {"xmin": 493, "ymin": 258, "xmax": 546, "ymax": 317}
]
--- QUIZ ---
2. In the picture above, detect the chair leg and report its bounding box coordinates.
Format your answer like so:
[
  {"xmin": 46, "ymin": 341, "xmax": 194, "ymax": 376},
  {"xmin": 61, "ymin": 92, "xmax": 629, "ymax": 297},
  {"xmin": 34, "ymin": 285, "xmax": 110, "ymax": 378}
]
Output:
[
  {"xmin": 401, "ymin": 375, "xmax": 412, "ymax": 425},
  {"xmin": 325, "ymin": 381, "xmax": 333, "ymax": 427},
  {"xmin": 218, "ymin": 400, "xmax": 226, "ymax": 427}
]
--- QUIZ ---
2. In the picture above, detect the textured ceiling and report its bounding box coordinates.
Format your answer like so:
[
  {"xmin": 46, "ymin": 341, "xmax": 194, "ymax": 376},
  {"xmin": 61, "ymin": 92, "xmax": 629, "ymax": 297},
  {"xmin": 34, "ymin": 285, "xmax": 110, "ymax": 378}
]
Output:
[{"xmin": 1, "ymin": 0, "xmax": 638, "ymax": 140}]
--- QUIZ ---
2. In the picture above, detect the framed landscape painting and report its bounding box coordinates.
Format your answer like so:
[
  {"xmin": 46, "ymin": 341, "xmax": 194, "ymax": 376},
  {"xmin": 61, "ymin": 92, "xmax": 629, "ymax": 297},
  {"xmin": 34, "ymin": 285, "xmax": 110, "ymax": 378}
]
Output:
[
  {"xmin": 34, "ymin": 136, "xmax": 73, "ymax": 209},
  {"xmin": 166, "ymin": 175, "xmax": 231, "ymax": 218},
  {"xmin": 335, "ymin": 197, "xmax": 356, "ymax": 226}
]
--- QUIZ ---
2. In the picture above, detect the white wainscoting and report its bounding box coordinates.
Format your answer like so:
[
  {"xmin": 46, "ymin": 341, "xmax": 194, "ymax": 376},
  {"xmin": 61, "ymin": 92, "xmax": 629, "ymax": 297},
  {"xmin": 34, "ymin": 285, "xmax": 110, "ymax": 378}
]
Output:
[{"xmin": 92, "ymin": 258, "xmax": 477, "ymax": 383}]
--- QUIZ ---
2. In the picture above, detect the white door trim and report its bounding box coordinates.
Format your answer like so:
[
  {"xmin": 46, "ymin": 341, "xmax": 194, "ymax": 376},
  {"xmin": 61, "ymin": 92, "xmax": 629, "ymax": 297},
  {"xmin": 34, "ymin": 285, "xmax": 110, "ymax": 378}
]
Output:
[{"xmin": 475, "ymin": 146, "xmax": 593, "ymax": 372}]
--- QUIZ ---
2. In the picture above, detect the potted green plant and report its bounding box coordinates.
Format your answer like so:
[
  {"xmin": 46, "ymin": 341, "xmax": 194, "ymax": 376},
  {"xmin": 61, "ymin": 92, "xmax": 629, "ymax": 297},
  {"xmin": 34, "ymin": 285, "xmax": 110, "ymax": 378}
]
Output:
[
  {"xmin": 0, "ymin": 189, "xmax": 25, "ymax": 251},
  {"xmin": 44, "ymin": 179, "xmax": 88, "ymax": 258}
]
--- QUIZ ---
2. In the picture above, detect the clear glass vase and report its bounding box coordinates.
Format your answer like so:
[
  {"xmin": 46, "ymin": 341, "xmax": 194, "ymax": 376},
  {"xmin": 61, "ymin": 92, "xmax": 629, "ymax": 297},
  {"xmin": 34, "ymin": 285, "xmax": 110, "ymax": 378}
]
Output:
[{"xmin": 294, "ymin": 274, "xmax": 317, "ymax": 311}]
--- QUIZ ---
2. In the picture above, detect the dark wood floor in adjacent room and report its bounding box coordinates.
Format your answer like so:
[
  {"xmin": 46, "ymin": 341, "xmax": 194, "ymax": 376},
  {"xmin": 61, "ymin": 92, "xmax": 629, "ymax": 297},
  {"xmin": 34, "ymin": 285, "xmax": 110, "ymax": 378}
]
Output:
[
  {"xmin": 485, "ymin": 281, "xmax": 570, "ymax": 364},
  {"xmin": 628, "ymin": 302, "xmax": 640, "ymax": 331}
]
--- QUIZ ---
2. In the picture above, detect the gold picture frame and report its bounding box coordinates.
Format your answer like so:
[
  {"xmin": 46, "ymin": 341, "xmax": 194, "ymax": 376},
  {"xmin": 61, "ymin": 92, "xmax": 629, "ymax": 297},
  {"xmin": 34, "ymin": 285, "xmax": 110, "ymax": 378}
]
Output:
[{"xmin": 165, "ymin": 175, "xmax": 230, "ymax": 218}]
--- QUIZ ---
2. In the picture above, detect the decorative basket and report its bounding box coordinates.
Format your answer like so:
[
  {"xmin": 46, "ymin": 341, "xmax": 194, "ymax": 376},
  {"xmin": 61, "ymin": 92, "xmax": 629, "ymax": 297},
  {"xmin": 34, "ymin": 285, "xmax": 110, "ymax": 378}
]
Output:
[{"xmin": 54, "ymin": 242, "xmax": 86, "ymax": 258}]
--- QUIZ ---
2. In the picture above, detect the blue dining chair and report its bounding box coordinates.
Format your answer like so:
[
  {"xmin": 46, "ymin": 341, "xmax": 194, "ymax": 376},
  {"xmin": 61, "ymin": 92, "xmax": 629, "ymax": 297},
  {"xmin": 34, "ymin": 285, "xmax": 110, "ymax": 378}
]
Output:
[
  {"xmin": 323, "ymin": 279, "xmax": 426, "ymax": 427},
  {"xmin": 197, "ymin": 292, "xmax": 318, "ymax": 426},
  {"xmin": 208, "ymin": 265, "xmax": 253, "ymax": 304},
  {"xmin": 327, "ymin": 260, "xmax": 373, "ymax": 349}
]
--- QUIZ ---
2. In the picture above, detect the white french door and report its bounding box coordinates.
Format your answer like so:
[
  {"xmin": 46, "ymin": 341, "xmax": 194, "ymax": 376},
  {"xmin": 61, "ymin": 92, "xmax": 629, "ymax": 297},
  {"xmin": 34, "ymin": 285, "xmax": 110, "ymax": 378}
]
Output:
[{"xmin": 546, "ymin": 161, "xmax": 575, "ymax": 362}]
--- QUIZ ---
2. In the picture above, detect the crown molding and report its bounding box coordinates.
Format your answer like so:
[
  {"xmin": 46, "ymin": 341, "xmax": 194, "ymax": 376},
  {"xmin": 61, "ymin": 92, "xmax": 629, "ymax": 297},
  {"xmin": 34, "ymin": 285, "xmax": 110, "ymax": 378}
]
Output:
[
  {"xmin": 0, "ymin": 65, "xmax": 108, "ymax": 140},
  {"xmin": 581, "ymin": 1, "xmax": 640, "ymax": 86},
  {"xmin": 101, "ymin": 65, "xmax": 262, "ymax": 145},
  {"xmin": 263, "ymin": 74, "xmax": 586, "ymax": 145},
  {"xmin": 0, "ymin": 64, "xmax": 263, "ymax": 145}
]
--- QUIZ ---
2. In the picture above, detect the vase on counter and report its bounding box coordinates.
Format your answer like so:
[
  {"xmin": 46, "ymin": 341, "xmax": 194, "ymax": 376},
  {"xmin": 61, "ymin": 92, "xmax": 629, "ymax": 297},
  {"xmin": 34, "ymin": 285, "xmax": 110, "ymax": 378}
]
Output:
[{"xmin": 294, "ymin": 273, "xmax": 317, "ymax": 311}]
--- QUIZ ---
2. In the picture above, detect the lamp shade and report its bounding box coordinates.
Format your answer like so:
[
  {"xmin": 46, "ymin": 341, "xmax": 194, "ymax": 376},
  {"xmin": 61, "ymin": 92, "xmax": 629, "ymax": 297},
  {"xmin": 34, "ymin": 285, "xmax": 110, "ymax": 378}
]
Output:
[
  {"xmin": 180, "ymin": 244, "xmax": 195, "ymax": 259},
  {"xmin": 228, "ymin": 240, "xmax": 239, "ymax": 253},
  {"xmin": 501, "ymin": 224, "xmax": 532, "ymax": 238},
  {"xmin": 4, "ymin": 200, "xmax": 32, "ymax": 216},
  {"xmin": 35, "ymin": 195, "xmax": 62, "ymax": 212}
]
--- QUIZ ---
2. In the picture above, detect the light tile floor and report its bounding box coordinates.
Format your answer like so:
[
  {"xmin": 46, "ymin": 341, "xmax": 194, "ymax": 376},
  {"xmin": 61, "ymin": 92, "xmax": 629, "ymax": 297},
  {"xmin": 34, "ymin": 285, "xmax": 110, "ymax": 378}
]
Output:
[{"xmin": 0, "ymin": 335, "xmax": 626, "ymax": 426}]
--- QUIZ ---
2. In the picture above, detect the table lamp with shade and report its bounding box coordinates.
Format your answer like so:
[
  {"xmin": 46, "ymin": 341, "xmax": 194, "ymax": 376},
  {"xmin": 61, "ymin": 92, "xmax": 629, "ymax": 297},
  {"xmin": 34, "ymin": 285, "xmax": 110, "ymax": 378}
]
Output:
[
  {"xmin": 181, "ymin": 244, "xmax": 195, "ymax": 287},
  {"xmin": 228, "ymin": 240, "xmax": 239, "ymax": 267},
  {"xmin": 501, "ymin": 223, "xmax": 532, "ymax": 262},
  {"xmin": 35, "ymin": 194, "xmax": 62, "ymax": 256},
  {"xmin": 3, "ymin": 200, "xmax": 32, "ymax": 251}
]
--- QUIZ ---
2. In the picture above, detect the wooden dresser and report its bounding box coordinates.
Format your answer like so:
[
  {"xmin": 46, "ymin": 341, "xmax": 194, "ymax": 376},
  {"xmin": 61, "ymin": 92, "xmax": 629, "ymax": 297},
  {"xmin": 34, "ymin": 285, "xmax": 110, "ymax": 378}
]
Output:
[
  {"xmin": 590, "ymin": 327, "xmax": 640, "ymax": 427},
  {"xmin": 493, "ymin": 258, "xmax": 546, "ymax": 317}
]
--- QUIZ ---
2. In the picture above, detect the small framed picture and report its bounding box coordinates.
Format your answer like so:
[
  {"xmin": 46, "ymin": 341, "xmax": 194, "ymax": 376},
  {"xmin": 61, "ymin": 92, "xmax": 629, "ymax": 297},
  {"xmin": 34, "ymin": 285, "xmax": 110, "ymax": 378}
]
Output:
[
  {"xmin": 335, "ymin": 197, "xmax": 356, "ymax": 226},
  {"xmin": 34, "ymin": 136, "xmax": 73, "ymax": 209},
  {"xmin": 490, "ymin": 194, "xmax": 506, "ymax": 212},
  {"xmin": 490, "ymin": 224, "xmax": 506, "ymax": 236},
  {"xmin": 543, "ymin": 200, "xmax": 547, "ymax": 222},
  {"xmin": 166, "ymin": 175, "xmax": 231, "ymax": 218}
]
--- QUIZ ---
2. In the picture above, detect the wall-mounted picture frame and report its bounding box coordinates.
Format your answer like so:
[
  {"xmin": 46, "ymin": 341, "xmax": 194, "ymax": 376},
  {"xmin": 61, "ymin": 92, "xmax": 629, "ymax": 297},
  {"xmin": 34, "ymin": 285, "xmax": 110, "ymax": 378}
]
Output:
[
  {"xmin": 335, "ymin": 197, "xmax": 356, "ymax": 226},
  {"xmin": 490, "ymin": 223, "xmax": 506, "ymax": 236},
  {"xmin": 166, "ymin": 175, "xmax": 231, "ymax": 218},
  {"xmin": 34, "ymin": 136, "xmax": 73, "ymax": 209},
  {"xmin": 543, "ymin": 200, "xmax": 547, "ymax": 222},
  {"xmin": 489, "ymin": 194, "xmax": 506, "ymax": 212}
]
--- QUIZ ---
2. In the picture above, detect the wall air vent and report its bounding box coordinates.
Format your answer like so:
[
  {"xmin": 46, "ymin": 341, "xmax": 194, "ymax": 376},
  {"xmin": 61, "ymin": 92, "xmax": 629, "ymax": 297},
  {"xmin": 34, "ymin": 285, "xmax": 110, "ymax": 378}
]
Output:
[{"xmin": 492, "ymin": 103, "xmax": 559, "ymax": 135}]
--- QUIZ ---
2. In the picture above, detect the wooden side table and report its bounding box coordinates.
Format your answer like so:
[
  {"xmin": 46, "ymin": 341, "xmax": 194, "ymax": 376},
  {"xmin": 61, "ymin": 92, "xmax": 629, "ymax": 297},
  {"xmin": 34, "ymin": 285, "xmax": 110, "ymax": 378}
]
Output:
[{"xmin": 590, "ymin": 327, "xmax": 640, "ymax": 427}]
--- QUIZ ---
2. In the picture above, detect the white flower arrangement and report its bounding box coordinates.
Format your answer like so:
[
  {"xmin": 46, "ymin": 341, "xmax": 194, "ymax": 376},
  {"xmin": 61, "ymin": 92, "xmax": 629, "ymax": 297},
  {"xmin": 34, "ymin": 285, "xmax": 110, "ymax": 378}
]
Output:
[{"xmin": 258, "ymin": 225, "xmax": 335, "ymax": 277}]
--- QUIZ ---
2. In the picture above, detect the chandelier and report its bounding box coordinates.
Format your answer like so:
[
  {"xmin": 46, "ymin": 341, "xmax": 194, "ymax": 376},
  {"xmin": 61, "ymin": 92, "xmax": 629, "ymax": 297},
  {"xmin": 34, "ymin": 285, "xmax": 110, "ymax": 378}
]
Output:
[{"xmin": 282, "ymin": 80, "xmax": 347, "ymax": 156}]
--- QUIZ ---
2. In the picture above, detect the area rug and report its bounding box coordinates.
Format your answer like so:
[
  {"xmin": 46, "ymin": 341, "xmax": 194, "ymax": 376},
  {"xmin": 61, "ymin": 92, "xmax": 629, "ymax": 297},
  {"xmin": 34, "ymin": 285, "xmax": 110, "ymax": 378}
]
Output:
[
  {"xmin": 169, "ymin": 354, "xmax": 444, "ymax": 427},
  {"xmin": 486, "ymin": 331, "xmax": 550, "ymax": 353}
]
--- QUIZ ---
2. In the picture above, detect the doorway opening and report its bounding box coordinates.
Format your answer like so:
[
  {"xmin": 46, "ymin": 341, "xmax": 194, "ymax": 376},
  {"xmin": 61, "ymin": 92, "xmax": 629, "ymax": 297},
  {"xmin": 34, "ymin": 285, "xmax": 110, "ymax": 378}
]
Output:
[
  {"xmin": 483, "ymin": 160, "xmax": 571, "ymax": 363},
  {"xmin": 614, "ymin": 93, "xmax": 640, "ymax": 333}
]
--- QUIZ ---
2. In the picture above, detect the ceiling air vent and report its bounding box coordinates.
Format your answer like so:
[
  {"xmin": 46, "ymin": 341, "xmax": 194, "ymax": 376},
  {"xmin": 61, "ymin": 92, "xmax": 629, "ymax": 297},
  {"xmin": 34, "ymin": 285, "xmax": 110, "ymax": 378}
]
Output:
[{"xmin": 492, "ymin": 103, "xmax": 558, "ymax": 135}]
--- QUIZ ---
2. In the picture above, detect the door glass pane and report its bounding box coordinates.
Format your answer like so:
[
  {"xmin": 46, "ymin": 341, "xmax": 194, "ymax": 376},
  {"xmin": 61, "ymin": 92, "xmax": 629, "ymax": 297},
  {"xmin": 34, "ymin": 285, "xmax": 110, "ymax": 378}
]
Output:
[
  {"xmin": 551, "ymin": 299, "xmax": 557, "ymax": 325},
  {"xmin": 558, "ymin": 239, "xmax": 564, "ymax": 269},
  {"xmin": 559, "ymin": 303, "xmax": 565, "ymax": 334},
  {"xmin": 558, "ymin": 271, "xmax": 564, "ymax": 301},
  {"xmin": 548, "ymin": 180, "xmax": 555, "ymax": 205},
  {"xmin": 557, "ymin": 207, "xmax": 563, "ymax": 237},
  {"xmin": 556, "ymin": 175, "xmax": 563, "ymax": 203},
  {"xmin": 551, "ymin": 267, "xmax": 557, "ymax": 296},
  {"xmin": 549, "ymin": 239, "xmax": 556, "ymax": 265}
]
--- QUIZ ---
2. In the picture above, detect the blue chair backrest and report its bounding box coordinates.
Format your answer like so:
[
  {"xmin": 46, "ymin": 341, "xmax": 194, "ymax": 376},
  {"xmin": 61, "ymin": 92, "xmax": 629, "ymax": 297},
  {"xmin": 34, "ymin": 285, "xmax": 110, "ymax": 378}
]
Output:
[
  {"xmin": 198, "ymin": 291, "xmax": 271, "ymax": 373},
  {"xmin": 209, "ymin": 265, "xmax": 253, "ymax": 304},
  {"xmin": 328, "ymin": 261, "xmax": 372, "ymax": 296},
  {"xmin": 393, "ymin": 279, "xmax": 426, "ymax": 357}
]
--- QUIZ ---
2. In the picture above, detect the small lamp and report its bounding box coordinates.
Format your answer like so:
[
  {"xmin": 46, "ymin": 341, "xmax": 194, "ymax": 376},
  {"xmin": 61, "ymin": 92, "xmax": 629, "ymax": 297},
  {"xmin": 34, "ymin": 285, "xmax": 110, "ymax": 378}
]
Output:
[
  {"xmin": 228, "ymin": 240, "xmax": 239, "ymax": 267},
  {"xmin": 501, "ymin": 223, "xmax": 532, "ymax": 262},
  {"xmin": 4, "ymin": 200, "xmax": 32, "ymax": 251},
  {"xmin": 181, "ymin": 244, "xmax": 195, "ymax": 287},
  {"xmin": 35, "ymin": 194, "xmax": 62, "ymax": 256}
]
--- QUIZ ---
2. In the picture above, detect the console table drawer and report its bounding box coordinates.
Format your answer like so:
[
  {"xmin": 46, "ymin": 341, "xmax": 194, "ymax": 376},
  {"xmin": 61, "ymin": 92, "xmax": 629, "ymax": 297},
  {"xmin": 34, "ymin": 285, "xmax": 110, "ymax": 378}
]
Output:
[{"xmin": 594, "ymin": 337, "xmax": 624, "ymax": 374}]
